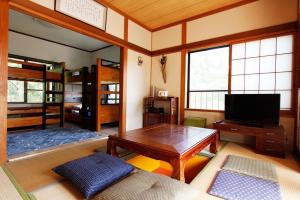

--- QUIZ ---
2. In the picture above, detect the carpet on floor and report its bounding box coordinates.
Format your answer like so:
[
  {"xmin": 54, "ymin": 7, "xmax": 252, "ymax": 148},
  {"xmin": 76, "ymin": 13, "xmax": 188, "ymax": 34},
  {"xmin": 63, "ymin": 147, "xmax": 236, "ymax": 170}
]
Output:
[{"xmin": 7, "ymin": 127, "xmax": 105, "ymax": 157}]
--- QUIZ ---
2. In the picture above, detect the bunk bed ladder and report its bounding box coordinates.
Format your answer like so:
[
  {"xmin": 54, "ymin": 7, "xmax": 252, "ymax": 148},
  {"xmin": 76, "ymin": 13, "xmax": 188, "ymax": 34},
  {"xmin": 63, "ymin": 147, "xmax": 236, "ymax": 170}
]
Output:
[
  {"xmin": 60, "ymin": 64, "xmax": 65, "ymax": 127},
  {"xmin": 81, "ymin": 67, "xmax": 89, "ymax": 129},
  {"xmin": 42, "ymin": 65, "xmax": 47, "ymax": 129}
]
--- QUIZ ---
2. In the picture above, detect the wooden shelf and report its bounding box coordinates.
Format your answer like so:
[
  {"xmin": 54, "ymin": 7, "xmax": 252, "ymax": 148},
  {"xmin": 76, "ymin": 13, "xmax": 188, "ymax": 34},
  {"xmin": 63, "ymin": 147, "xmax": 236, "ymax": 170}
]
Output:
[{"xmin": 143, "ymin": 97, "xmax": 178, "ymax": 127}]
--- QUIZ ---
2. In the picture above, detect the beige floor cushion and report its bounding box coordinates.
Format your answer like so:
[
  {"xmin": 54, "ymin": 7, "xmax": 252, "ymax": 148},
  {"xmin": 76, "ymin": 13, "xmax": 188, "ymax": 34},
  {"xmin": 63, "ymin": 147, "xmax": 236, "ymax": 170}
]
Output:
[
  {"xmin": 92, "ymin": 170, "xmax": 200, "ymax": 200},
  {"xmin": 222, "ymin": 155, "xmax": 277, "ymax": 182}
]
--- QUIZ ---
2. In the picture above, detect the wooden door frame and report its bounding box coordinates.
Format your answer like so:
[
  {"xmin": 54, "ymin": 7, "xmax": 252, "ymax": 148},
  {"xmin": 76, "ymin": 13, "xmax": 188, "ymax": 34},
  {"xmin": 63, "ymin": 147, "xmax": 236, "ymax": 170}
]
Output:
[
  {"xmin": 0, "ymin": 0, "xmax": 129, "ymax": 163},
  {"xmin": 0, "ymin": 0, "xmax": 9, "ymax": 164}
]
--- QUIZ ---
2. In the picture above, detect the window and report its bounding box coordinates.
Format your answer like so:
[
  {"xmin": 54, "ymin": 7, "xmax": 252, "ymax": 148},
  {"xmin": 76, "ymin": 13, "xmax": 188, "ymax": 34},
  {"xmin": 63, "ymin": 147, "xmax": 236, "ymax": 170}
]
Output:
[
  {"xmin": 8, "ymin": 80, "xmax": 24, "ymax": 102},
  {"xmin": 187, "ymin": 46, "xmax": 229, "ymax": 110},
  {"xmin": 27, "ymin": 81, "xmax": 43, "ymax": 103},
  {"xmin": 231, "ymin": 35, "xmax": 293, "ymax": 110},
  {"xmin": 8, "ymin": 80, "xmax": 44, "ymax": 103},
  {"xmin": 101, "ymin": 84, "xmax": 119, "ymax": 104}
]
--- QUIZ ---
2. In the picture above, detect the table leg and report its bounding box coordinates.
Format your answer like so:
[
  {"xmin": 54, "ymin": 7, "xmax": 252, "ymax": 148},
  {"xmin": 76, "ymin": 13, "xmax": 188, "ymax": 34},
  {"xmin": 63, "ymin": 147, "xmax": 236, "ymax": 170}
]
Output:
[
  {"xmin": 107, "ymin": 138, "xmax": 118, "ymax": 157},
  {"xmin": 209, "ymin": 133, "xmax": 217, "ymax": 154},
  {"xmin": 170, "ymin": 158, "xmax": 185, "ymax": 182}
]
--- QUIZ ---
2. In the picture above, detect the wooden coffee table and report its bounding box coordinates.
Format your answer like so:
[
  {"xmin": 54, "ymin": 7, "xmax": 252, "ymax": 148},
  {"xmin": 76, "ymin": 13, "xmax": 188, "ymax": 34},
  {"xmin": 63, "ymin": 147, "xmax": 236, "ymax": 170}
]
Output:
[{"xmin": 107, "ymin": 124, "xmax": 218, "ymax": 181}]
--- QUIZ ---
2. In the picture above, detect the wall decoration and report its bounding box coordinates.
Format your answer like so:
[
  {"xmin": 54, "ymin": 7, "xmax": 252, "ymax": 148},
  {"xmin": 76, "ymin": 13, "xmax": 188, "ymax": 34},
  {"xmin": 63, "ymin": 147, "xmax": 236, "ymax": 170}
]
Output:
[
  {"xmin": 138, "ymin": 56, "xmax": 143, "ymax": 66},
  {"xmin": 55, "ymin": 0, "xmax": 107, "ymax": 31},
  {"xmin": 160, "ymin": 55, "xmax": 167, "ymax": 83}
]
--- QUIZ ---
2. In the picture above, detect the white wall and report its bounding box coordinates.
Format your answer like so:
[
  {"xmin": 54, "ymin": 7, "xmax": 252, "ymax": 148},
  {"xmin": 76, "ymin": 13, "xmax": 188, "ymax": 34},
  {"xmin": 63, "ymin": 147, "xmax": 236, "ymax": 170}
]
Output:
[
  {"xmin": 126, "ymin": 50, "xmax": 151, "ymax": 131},
  {"xmin": 151, "ymin": 52, "xmax": 181, "ymax": 97},
  {"xmin": 128, "ymin": 20, "xmax": 152, "ymax": 51},
  {"xmin": 106, "ymin": 8, "xmax": 124, "ymax": 39},
  {"xmin": 9, "ymin": 31, "xmax": 92, "ymax": 69},
  {"xmin": 187, "ymin": 0, "xmax": 298, "ymax": 43},
  {"xmin": 92, "ymin": 46, "xmax": 120, "ymax": 64},
  {"xmin": 152, "ymin": 25, "xmax": 182, "ymax": 51}
]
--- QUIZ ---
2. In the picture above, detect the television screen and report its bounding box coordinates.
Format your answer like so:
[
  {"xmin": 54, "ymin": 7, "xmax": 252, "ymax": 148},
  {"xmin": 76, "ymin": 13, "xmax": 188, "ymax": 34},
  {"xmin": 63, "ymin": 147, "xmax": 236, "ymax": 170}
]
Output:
[{"xmin": 225, "ymin": 94, "xmax": 280, "ymax": 126}]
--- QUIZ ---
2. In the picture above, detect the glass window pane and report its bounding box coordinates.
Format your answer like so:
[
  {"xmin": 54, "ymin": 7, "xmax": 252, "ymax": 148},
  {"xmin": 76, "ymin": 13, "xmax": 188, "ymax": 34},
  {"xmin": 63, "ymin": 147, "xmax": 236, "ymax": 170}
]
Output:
[
  {"xmin": 245, "ymin": 90, "xmax": 258, "ymax": 94},
  {"xmin": 260, "ymin": 56, "xmax": 275, "ymax": 73},
  {"xmin": 259, "ymin": 90, "xmax": 274, "ymax": 94},
  {"xmin": 232, "ymin": 43, "xmax": 245, "ymax": 59},
  {"xmin": 260, "ymin": 73, "xmax": 275, "ymax": 90},
  {"xmin": 200, "ymin": 93, "xmax": 207, "ymax": 109},
  {"xmin": 189, "ymin": 92, "xmax": 196, "ymax": 108},
  {"xmin": 277, "ymin": 90, "xmax": 291, "ymax": 109},
  {"xmin": 28, "ymin": 81, "xmax": 43, "ymax": 90},
  {"xmin": 245, "ymin": 74, "xmax": 259, "ymax": 90},
  {"xmin": 218, "ymin": 92, "xmax": 225, "ymax": 110},
  {"xmin": 8, "ymin": 80, "xmax": 24, "ymax": 102},
  {"xmin": 189, "ymin": 47, "xmax": 229, "ymax": 91},
  {"xmin": 276, "ymin": 54, "xmax": 292, "ymax": 72},
  {"xmin": 245, "ymin": 58, "xmax": 259, "ymax": 74},
  {"xmin": 260, "ymin": 38, "xmax": 276, "ymax": 56},
  {"xmin": 276, "ymin": 72, "xmax": 292, "ymax": 90},
  {"xmin": 231, "ymin": 75, "xmax": 244, "ymax": 90},
  {"xmin": 231, "ymin": 91, "xmax": 244, "ymax": 94},
  {"xmin": 232, "ymin": 59, "xmax": 244, "ymax": 75},
  {"xmin": 246, "ymin": 41, "xmax": 260, "ymax": 58},
  {"xmin": 8, "ymin": 62, "xmax": 22, "ymax": 68},
  {"xmin": 277, "ymin": 35, "xmax": 293, "ymax": 54},
  {"xmin": 27, "ymin": 91, "xmax": 43, "ymax": 103},
  {"xmin": 206, "ymin": 92, "xmax": 213, "ymax": 109},
  {"xmin": 212, "ymin": 92, "xmax": 219, "ymax": 110}
]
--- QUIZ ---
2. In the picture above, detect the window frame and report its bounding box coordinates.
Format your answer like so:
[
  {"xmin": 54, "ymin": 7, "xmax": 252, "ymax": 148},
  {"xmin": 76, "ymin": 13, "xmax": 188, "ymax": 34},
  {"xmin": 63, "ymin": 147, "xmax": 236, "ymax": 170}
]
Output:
[
  {"xmin": 185, "ymin": 32, "xmax": 296, "ymax": 116},
  {"xmin": 186, "ymin": 45, "xmax": 230, "ymax": 111},
  {"xmin": 8, "ymin": 79, "xmax": 44, "ymax": 104}
]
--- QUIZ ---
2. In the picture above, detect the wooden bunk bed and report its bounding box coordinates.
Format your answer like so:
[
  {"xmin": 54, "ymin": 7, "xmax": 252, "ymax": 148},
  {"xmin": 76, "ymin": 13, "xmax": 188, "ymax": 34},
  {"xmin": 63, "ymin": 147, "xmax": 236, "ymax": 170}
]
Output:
[
  {"xmin": 7, "ymin": 56, "xmax": 65, "ymax": 130},
  {"xmin": 95, "ymin": 59, "xmax": 120, "ymax": 131},
  {"xmin": 65, "ymin": 59, "xmax": 120, "ymax": 131},
  {"xmin": 64, "ymin": 67, "xmax": 97, "ymax": 130}
]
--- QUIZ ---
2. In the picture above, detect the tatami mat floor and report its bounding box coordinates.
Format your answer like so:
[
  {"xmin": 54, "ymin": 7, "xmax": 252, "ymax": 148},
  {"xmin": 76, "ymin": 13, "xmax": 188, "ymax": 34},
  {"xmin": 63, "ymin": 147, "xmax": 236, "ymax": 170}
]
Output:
[
  {"xmin": 6, "ymin": 139, "xmax": 108, "ymax": 192},
  {"xmin": 190, "ymin": 143, "xmax": 300, "ymax": 200},
  {"xmin": 5, "ymin": 141, "xmax": 300, "ymax": 200}
]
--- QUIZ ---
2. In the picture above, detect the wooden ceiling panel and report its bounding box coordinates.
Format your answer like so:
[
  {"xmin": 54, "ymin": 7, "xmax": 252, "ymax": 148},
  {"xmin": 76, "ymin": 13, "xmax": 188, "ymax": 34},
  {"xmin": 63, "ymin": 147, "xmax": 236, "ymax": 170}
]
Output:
[{"xmin": 102, "ymin": 0, "xmax": 255, "ymax": 30}]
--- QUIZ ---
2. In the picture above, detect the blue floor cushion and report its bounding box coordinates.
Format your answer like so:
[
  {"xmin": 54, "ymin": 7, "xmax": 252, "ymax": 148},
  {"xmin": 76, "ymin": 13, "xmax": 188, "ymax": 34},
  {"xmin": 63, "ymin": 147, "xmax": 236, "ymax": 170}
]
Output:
[
  {"xmin": 209, "ymin": 170, "xmax": 281, "ymax": 200},
  {"xmin": 53, "ymin": 152, "xmax": 134, "ymax": 198}
]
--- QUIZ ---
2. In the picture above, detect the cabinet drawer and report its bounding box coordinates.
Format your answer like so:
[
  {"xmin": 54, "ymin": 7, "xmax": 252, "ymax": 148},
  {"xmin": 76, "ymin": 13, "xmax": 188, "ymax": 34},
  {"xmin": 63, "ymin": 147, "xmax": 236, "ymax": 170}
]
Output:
[
  {"xmin": 260, "ymin": 131, "xmax": 284, "ymax": 139},
  {"xmin": 256, "ymin": 137, "xmax": 285, "ymax": 157}
]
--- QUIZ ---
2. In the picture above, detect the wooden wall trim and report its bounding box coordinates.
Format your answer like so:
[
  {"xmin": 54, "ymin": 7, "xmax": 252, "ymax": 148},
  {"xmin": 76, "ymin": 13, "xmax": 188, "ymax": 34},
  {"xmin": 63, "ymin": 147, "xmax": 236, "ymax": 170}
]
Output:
[
  {"xmin": 152, "ymin": 22, "xmax": 298, "ymax": 56},
  {"xmin": 151, "ymin": 0, "xmax": 258, "ymax": 32},
  {"xmin": 124, "ymin": 17, "xmax": 128, "ymax": 42},
  {"xmin": 0, "ymin": 0, "xmax": 9, "ymax": 164},
  {"xmin": 9, "ymin": 0, "xmax": 151, "ymax": 56},
  {"xmin": 179, "ymin": 22, "xmax": 187, "ymax": 125},
  {"xmin": 119, "ymin": 47, "xmax": 127, "ymax": 136}
]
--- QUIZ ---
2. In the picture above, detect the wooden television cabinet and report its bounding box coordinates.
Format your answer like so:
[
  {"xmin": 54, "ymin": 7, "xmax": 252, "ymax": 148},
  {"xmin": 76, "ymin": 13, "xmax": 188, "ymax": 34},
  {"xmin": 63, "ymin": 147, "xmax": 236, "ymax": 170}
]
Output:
[{"xmin": 213, "ymin": 120, "xmax": 285, "ymax": 158}]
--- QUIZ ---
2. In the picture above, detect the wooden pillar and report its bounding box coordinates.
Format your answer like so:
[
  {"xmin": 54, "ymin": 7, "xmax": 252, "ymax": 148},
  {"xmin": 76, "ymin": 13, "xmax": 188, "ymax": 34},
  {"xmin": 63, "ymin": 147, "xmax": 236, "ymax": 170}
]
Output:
[
  {"xmin": 179, "ymin": 22, "xmax": 187, "ymax": 125},
  {"xmin": 96, "ymin": 58, "xmax": 101, "ymax": 131},
  {"xmin": 119, "ymin": 18, "xmax": 128, "ymax": 136},
  {"xmin": 0, "ymin": 0, "xmax": 9, "ymax": 164},
  {"xmin": 119, "ymin": 48, "xmax": 127, "ymax": 136}
]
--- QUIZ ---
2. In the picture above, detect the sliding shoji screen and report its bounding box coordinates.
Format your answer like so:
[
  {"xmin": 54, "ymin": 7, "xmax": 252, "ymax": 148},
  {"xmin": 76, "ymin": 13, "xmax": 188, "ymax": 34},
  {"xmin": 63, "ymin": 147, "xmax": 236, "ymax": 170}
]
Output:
[{"xmin": 231, "ymin": 34, "xmax": 294, "ymax": 110}]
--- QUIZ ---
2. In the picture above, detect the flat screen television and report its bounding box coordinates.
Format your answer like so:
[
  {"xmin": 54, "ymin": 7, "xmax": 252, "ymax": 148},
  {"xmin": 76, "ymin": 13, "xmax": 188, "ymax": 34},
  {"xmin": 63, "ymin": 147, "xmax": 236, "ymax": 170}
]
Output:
[{"xmin": 225, "ymin": 94, "xmax": 280, "ymax": 127}]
